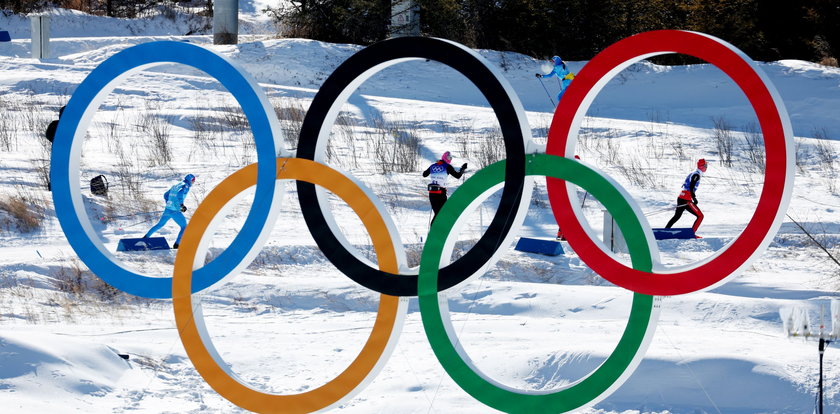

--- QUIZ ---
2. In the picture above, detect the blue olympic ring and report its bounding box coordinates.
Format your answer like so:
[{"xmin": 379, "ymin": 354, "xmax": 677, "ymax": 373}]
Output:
[{"xmin": 51, "ymin": 41, "xmax": 284, "ymax": 298}]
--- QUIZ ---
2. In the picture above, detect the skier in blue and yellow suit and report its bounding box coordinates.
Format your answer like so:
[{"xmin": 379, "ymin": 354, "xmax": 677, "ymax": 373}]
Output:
[
  {"xmin": 536, "ymin": 56, "xmax": 576, "ymax": 104},
  {"xmin": 144, "ymin": 174, "xmax": 196, "ymax": 249}
]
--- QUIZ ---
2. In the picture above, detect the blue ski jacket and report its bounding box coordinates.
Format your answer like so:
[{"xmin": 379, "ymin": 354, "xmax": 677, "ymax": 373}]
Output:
[
  {"xmin": 540, "ymin": 60, "xmax": 575, "ymax": 102},
  {"xmin": 543, "ymin": 62, "xmax": 574, "ymax": 81},
  {"xmin": 163, "ymin": 181, "xmax": 192, "ymax": 211}
]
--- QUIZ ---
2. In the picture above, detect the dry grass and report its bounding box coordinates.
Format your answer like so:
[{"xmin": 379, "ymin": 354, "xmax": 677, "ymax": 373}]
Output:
[
  {"xmin": 273, "ymin": 97, "xmax": 307, "ymax": 152},
  {"xmin": 53, "ymin": 258, "xmax": 124, "ymax": 302},
  {"xmin": 819, "ymin": 56, "xmax": 839, "ymax": 67},
  {"xmin": 453, "ymin": 123, "xmax": 506, "ymax": 169},
  {"xmin": 741, "ymin": 121, "xmax": 766, "ymax": 173},
  {"xmin": 0, "ymin": 187, "xmax": 48, "ymax": 233},
  {"xmin": 370, "ymin": 115, "xmax": 422, "ymax": 174},
  {"xmin": 54, "ymin": 259, "xmax": 88, "ymax": 295}
]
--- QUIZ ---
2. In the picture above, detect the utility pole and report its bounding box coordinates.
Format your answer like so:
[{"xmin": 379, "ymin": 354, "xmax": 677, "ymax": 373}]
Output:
[{"xmin": 214, "ymin": 0, "xmax": 239, "ymax": 45}]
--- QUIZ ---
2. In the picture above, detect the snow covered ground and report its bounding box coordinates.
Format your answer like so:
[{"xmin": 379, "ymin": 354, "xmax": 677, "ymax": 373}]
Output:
[{"xmin": 1, "ymin": 4, "xmax": 839, "ymax": 413}]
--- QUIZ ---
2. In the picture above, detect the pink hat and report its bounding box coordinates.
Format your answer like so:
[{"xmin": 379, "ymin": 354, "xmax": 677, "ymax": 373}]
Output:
[{"xmin": 442, "ymin": 151, "xmax": 453, "ymax": 163}]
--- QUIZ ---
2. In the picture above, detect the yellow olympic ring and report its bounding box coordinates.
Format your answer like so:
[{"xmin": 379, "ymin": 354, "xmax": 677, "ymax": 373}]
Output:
[{"xmin": 173, "ymin": 158, "xmax": 408, "ymax": 413}]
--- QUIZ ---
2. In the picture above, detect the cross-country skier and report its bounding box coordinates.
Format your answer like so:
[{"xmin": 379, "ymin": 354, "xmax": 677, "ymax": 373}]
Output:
[
  {"xmin": 44, "ymin": 105, "xmax": 65, "ymax": 144},
  {"xmin": 43, "ymin": 105, "xmax": 66, "ymax": 191},
  {"xmin": 143, "ymin": 174, "xmax": 196, "ymax": 249},
  {"xmin": 536, "ymin": 56, "xmax": 576, "ymax": 104},
  {"xmin": 665, "ymin": 159, "xmax": 708, "ymax": 237},
  {"xmin": 422, "ymin": 151, "xmax": 467, "ymax": 223}
]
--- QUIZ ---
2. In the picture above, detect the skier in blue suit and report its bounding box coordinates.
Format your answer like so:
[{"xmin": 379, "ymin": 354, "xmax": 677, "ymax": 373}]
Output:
[
  {"xmin": 536, "ymin": 56, "xmax": 575, "ymax": 104},
  {"xmin": 144, "ymin": 174, "xmax": 196, "ymax": 249}
]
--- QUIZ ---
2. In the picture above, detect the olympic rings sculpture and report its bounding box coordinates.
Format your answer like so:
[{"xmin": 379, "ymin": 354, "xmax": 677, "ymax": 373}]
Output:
[{"xmin": 51, "ymin": 30, "xmax": 793, "ymax": 413}]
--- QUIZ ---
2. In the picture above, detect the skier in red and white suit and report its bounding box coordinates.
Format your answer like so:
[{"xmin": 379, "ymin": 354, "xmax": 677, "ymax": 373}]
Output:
[{"xmin": 665, "ymin": 159, "xmax": 708, "ymax": 236}]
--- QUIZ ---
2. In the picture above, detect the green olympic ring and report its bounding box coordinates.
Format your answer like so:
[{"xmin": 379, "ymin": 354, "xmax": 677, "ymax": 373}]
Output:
[{"xmin": 418, "ymin": 153, "xmax": 660, "ymax": 413}]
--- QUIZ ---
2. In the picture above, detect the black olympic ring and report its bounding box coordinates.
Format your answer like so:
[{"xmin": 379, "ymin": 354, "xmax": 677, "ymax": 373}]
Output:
[{"xmin": 296, "ymin": 36, "xmax": 531, "ymax": 296}]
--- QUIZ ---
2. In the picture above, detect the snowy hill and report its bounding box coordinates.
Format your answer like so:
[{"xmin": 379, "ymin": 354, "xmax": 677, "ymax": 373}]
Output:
[{"xmin": 0, "ymin": 5, "xmax": 839, "ymax": 414}]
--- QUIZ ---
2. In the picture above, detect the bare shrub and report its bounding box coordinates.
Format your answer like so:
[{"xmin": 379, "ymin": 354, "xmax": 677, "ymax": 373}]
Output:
[
  {"xmin": 580, "ymin": 126, "xmax": 622, "ymax": 165},
  {"xmin": 91, "ymin": 277, "xmax": 121, "ymax": 301},
  {"xmin": 795, "ymin": 137, "xmax": 807, "ymax": 172},
  {"xmin": 712, "ymin": 116, "xmax": 735, "ymax": 167},
  {"xmin": 647, "ymin": 112, "xmax": 671, "ymax": 160},
  {"xmin": 190, "ymin": 112, "xmax": 217, "ymax": 155},
  {"xmin": 646, "ymin": 135, "xmax": 666, "ymax": 161},
  {"xmin": 53, "ymin": 258, "xmax": 123, "ymax": 301},
  {"xmin": 577, "ymin": 116, "xmax": 595, "ymax": 153},
  {"xmin": 812, "ymin": 128, "xmax": 836, "ymax": 170},
  {"xmin": 812, "ymin": 127, "xmax": 837, "ymax": 193},
  {"xmin": 600, "ymin": 131, "xmax": 621, "ymax": 165},
  {"xmin": 100, "ymin": 101, "xmax": 125, "ymax": 154},
  {"xmin": 273, "ymin": 98, "xmax": 307, "ymax": 152},
  {"xmin": 453, "ymin": 122, "xmax": 505, "ymax": 169},
  {"xmin": 138, "ymin": 103, "xmax": 174, "ymax": 167},
  {"xmin": 189, "ymin": 100, "xmax": 228, "ymax": 161},
  {"xmin": 235, "ymin": 126, "xmax": 257, "ymax": 166},
  {"xmin": 473, "ymin": 127, "xmax": 505, "ymax": 168},
  {"xmin": 639, "ymin": 111, "xmax": 670, "ymax": 160},
  {"xmin": 35, "ymin": 135, "xmax": 51, "ymax": 190},
  {"xmin": 447, "ymin": 117, "xmax": 475, "ymax": 160},
  {"xmin": 54, "ymin": 259, "xmax": 88, "ymax": 295},
  {"xmin": 221, "ymin": 103, "xmax": 250, "ymax": 133},
  {"xmin": 741, "ymin": 121, "xmax": 765, "ymax": 173},
  {"xmin": 0, "ymin": 96, "xmax": 18, "ymax": 151},
  {"xmin": 19, "ymin": 93, "xmax": 49, "ymax": 135},
  {"xmin": 114, "ymin": 142, "xmax": 147, "ymax": 202},
  {"xmin": 668, "ymin": 136, "xmax": 687, "ymax": 161},
  {"xmin": 0, "ymin": 186, "xmax": 48, "ymax": 233},
  {"xmin": 616, "ymin": 155, "xmax": 658, "ymax": 189},
  {"xmin": 219, "ymin": 102, "xmax": 254, "ymax": 166},
  {"xmin": 333, "ymin": 111, "xmax": 359, "ymax": 168},
  {"xmin": 367, "ymin": 115, "xmax": 421, "ymax": 173}
]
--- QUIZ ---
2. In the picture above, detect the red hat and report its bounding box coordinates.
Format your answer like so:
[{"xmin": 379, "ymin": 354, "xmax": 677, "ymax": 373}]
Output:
[{"xmin": 697, "ymin": 159, "xmax": 707, "ymax": 168}]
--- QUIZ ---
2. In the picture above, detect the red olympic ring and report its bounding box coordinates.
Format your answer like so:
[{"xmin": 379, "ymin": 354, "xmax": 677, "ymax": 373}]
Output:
[{"xmin": 546, "ymin": 30, "xmax": 794, "ymax": 296}]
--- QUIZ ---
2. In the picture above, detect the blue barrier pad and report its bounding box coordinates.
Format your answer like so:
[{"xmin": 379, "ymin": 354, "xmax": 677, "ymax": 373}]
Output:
[
  {"xmin": 117, "ymin": 237, "xmax": 170, "ymax": 252},
  {"xmin": 514, "ymin": 237, "xmax": 564, "ymax": 256},
  {"xmin": 652, "ymin": 228, "xmax": 696, "ymax": 240},
  {"xmin": 0, "ymin": 31, "xmax": 11, "ymax": 42}
]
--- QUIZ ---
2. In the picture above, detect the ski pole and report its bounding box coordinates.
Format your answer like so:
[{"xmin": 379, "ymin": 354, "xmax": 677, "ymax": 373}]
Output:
[
  {"xmin": 117, "ymin": 217, "xmax": 155, "ymax": 231},
  {"xmin": 103, "ymin": 211, "xmax": 162, "ymax": 221},
  {"xmin": 643, "ymin": 207, "xmax": 674, "ymax": 217},
  {"xmin": 99, "ymin": 210, "xmax": 162, "ymax": 225},
  {"xmin": 537, "ymin": 77, "xmax": 556, "ymax": 107}
]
